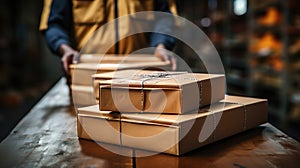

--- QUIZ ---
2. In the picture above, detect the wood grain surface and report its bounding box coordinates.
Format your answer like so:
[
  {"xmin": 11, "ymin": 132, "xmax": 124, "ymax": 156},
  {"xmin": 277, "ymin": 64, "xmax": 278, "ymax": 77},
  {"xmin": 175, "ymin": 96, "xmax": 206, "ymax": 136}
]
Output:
[{"xmin": 0, "ymin": 78, "xmax": 299, "ymax": 167}]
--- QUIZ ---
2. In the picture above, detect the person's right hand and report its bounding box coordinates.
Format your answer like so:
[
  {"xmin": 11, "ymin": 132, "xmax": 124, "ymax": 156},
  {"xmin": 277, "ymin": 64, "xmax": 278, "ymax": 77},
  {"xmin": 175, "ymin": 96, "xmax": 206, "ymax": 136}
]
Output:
[
  {"xmin": 154, "ymin": 44, "xmax": 177, "ymax": 71},
  {"xmin": 59, "ymin": 44, "xmax": 79, "ymax": 75}
]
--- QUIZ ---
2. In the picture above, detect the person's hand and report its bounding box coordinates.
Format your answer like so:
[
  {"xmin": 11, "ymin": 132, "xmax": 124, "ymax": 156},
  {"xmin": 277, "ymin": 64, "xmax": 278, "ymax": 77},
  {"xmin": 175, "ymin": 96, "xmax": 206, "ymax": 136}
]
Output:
[
  {"xmin": 59, "ymin": 44, "xmax": 79, "ymax": 75},
  {"xmin": 154, "ymin": 44, "xmax": 177, "ymax": 71}
]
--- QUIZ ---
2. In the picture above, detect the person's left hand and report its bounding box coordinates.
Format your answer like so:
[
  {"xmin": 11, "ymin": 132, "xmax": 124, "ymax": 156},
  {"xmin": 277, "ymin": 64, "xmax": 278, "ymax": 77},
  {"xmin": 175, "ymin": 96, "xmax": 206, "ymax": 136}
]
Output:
[
  {"xmin": 154, "ymin": 44, "xmax": 177, "ymax": 71},
  {"xmin": 59, "ymin": 44, "xmax": 80, "ymax": 75}
]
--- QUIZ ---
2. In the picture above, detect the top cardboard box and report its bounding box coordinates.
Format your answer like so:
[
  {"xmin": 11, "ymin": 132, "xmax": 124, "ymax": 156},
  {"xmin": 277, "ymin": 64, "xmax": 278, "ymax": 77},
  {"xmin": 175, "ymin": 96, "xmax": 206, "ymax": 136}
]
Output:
[{"xmin": 99, "ymin": 72, "xmax": 225, "ymax": 114}]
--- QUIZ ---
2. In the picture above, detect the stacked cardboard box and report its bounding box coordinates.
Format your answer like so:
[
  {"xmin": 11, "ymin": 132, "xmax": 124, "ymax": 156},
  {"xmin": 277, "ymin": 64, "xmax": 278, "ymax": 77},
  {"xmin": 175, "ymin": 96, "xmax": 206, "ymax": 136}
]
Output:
[
  {"xmin": 78, "ymin": 95, "xmax": 267, "ymax": 155},
  {"xmin": 98, "ymin": 71, "xmax": 225, "ymax": 114},
  {"xmin": 76, "ymin": 69, "xmax": 268, "ymax": 155},
  {"xmin": 69, "ymin": 54, "xmax": 170, "ymax": 107}
]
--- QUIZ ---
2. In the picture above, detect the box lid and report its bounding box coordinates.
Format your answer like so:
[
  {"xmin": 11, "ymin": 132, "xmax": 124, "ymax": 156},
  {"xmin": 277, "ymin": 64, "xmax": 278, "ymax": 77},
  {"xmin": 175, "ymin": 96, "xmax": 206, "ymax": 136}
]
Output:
[
  {"xmin": 99, "ymin": 72, "xmax": 224, "ymax": 89},
  {"xmin": 222, "ymin": 95, "xmax": 268, "ymax": 105},
  {"xmin": 92, "ymin": 70, "xmax": 161, "ymax": 80},
  {"xmin": 69, "ymin": 61, "xmax": 170, "ymax": 71},
  {"xmin": 80, "ymin": 54, "xmax": 161, "ymax": 63},
  {"xmin": 71, "ymin": 85, "xmax": 93, "ymax": 92},
  {"xmin": 78, "ymin": 105, "xmax": 120, "ymax": 119},
  {"xmin": 78, "ymin": 102, "xmax": 241, "ymax": 126}
]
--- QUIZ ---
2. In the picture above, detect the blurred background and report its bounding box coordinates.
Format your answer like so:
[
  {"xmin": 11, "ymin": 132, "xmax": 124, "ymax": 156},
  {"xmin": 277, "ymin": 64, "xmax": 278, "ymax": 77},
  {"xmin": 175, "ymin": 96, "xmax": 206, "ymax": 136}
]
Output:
[
  {"xmin": 0, "ymin": 0, "xmax": 61, "ymax": 141},
  {"xmin": 0, "ymin": 0, "xmax": 299, "ymax": 142}
]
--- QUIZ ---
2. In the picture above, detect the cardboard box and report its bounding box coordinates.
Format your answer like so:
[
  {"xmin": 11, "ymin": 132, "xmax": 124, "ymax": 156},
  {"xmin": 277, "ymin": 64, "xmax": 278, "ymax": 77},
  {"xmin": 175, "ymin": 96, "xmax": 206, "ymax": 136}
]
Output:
[
  {"xmin": 80, "ymin": 54, "xmax": 162, "ymax": 63},
  {"xmin": 221, "ymin": 95, "xmax": 269, "ymax": 129},
  {"xmin": 69, "ymin": 62, "xmax": 170, "ymax": 86},
  {"xmin": 99, "ymin": 72, "xmax": 225, "ymax": 114},
  {"xmin": 71, "ymin": 85, "xmax": 98, "ymax": 107},
  {"xmin": 92, "ymin": 70, "xmax": 170, "ymax": 100},
  {"xmin": 77, "ymin": 95, "xmax": 268, "ymax": 155}
]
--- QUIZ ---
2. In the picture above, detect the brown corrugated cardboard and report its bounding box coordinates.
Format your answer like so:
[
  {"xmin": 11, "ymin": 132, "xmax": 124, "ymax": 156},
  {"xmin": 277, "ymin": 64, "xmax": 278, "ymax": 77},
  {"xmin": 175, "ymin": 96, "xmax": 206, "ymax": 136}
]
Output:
[
  {"xmin": 77, "ymin": 95, "xmax": 268, "ymax": 155},
  {"xmin": 221, "ymin": 95, "xmax": 268, "ymax": 130},
  {"xmin": 99, "ymin": 72, "xmax": 225, "ymax": 114},
  {"xmin": 77, "ymin": 108, "xmax": 121, "ymax": 145},
  {"xmin": 69, "ymin": 62, "xmax": 170, "ymax": 86},
  {"xmin": 71, "ymin": 85, "xmax": 98, "ymax": 107},
  {"xmin": 80, "ymin": 54, "xmax": 161, "ymax": 63}
]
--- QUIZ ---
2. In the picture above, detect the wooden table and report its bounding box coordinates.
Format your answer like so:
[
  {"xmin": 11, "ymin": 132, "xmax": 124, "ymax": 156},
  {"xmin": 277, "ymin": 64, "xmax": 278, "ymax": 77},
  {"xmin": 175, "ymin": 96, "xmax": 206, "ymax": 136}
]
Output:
[{"xmin": 1, "ymin": 79, "xmax": 300, "ymax": 167}]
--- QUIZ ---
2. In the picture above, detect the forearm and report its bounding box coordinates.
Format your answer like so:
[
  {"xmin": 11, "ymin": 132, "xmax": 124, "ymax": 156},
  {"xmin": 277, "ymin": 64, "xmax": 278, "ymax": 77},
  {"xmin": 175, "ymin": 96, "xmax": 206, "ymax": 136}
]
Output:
[
  {"xmin": 44, "ymin": 24, "xmax": 72, "ymax": 55},
  {"xmin": 150, "ymin": 32, "xmax": 176, "ymax": 50},
  {"xmin": 42, "ymin": 0, "xmax": 73, "ymax": 56},
  {"xmin": 151, "ymin": 0, "xmax": 176, "ymax": 50}
]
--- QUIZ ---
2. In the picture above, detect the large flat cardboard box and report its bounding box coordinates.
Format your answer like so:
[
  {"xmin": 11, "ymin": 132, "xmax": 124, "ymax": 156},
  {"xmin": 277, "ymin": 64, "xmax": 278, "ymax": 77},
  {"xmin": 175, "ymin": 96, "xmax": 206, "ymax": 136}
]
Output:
[
  {"xmin": 69, "ymin": 62, "xmax": 170, "ymax": 86},
  {"xmin": 80, "ymin": 54, "xmax": 162, "ymax": 63},
  {"xmin": 99, "ymin": 72, "xmax": 225, "ymax": 114},
  {"xmin": 77, "ymin": 95, "xmax": 268, "ymax": 155},
  {"xmin": 92, "ymin": 70, "xmax": 171, "ymax": 100},
  {"xmin": 71, "ymin": 85, "xmax": 98, "ymax": 107}
]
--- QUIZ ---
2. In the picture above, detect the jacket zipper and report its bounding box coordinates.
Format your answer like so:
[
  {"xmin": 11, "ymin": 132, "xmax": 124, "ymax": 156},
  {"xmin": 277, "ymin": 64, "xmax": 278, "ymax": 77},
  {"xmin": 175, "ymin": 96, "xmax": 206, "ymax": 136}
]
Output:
[{"xmin": 114, "ymin": 0, "xmax": 119, "ymax": 54}]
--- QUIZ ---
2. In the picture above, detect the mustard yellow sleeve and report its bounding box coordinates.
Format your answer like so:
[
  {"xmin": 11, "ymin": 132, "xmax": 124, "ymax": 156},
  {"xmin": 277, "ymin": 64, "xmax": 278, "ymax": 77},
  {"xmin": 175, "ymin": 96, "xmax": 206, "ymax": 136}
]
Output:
[
  {"xmin": 39, "ymin": 0, "xmax": 53, "ymax": 31},
  {"xmin": 168, "ymin": 0, "xmax": 178, "ymax": 15}
]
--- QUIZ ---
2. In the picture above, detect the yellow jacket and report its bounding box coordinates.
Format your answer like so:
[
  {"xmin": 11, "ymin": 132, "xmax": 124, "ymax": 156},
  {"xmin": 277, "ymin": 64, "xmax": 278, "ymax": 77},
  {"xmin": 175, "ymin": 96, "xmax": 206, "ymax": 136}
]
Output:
[{"xmin": 40, "ymin": 0, "xmax": 177, "ymax": 54}]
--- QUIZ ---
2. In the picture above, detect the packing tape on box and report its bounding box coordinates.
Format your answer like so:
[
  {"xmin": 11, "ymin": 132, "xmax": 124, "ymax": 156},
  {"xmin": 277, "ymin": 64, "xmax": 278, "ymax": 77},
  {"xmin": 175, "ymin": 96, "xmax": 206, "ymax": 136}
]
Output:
[
  {"xmin": 120, "ymin": 113, "xmax": 123, "ymax": 145},
  {"xmin": 226, "ymin": 102, "xmax": 248, "ymax": 130},
  {"xmin": 209, "ymin": 102, "xmax": 248, "ymax": 142},
  {"xmin": 237, "ymin": 103, "xmax": 247, "ymax": 130},
  {"xmin": 241, "ymin": 104, "xmax": 247, "ymax": 130},
  {"xmin": 138, "ymin": 72, "xmax": 200, "ymax": 112},
  {"xmin": 104, "ymin": 111, "xmax": 124, "ymax": 145},
  {"xmin": 212, "ymin": 109, "xmax": 216, "ymax": 141},
  {"xmin": 111, "ymin": 101, "xmax": 248, "ymax": 150},
  {"xmin": 110, "ymin": 71, "xmax": 203, "ymax": 113}
]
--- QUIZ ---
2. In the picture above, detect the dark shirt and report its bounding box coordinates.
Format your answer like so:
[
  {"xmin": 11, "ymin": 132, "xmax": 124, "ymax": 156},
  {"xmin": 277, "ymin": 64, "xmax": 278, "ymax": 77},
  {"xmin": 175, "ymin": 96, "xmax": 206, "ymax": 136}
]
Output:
[{"xmin": 43, "ymin": 0, "xmax": 176, "ymax": 55}]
